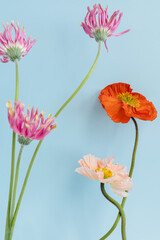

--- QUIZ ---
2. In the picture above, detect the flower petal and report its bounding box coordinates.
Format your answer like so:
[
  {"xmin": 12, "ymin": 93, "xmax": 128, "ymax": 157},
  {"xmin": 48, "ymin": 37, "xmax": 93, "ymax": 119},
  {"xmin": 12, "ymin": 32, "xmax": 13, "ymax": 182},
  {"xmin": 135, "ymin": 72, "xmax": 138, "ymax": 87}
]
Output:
[
  {"xmin": 75, "ymin": 167, "xmax": 99, "ymax": 181},
  {"xmin": 79, "ymin": 154, "xmax": 99, "ymax": 170}
]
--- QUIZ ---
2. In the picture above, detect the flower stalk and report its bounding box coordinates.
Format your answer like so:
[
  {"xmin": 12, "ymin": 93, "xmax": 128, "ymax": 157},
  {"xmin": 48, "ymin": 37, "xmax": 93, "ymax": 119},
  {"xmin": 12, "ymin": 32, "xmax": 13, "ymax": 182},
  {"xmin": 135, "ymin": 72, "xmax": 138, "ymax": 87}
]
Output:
[
  {"xmin": 10, "ymin": 145, "xmax": 24, "ymax": 220},
  {"xmin": 15, "ymin": 60, "xmax": 19, "ymax": 102},
  {"xmin": 5, "ymin": 39, "xmax": 101, "ymax": 240},
  {"xmin": 8, "ymin": 140, "xmax": 43, "ymax": 240},
  {"xmin": 54, "ymin": 41, "xmax": 101, "ymax": 117},
  {"xmin": 4, "ymin": 61, "xmax": 19, "ymax": 240},
  {"xmin": 100, "ymin": 183, "xmax": 126, "ymax": 240},
  {"xmin": 100, "ymin": 117, "xmax": 139, "ymax": 239}
]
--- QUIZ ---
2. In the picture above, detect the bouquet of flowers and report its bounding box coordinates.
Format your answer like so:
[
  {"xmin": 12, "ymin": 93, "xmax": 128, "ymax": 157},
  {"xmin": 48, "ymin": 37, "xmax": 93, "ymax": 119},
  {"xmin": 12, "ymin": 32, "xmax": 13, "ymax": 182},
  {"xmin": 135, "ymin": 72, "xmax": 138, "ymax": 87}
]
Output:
[{"xmin": 0, "ymin": 3, "xmax": 157, "ymax": 240}]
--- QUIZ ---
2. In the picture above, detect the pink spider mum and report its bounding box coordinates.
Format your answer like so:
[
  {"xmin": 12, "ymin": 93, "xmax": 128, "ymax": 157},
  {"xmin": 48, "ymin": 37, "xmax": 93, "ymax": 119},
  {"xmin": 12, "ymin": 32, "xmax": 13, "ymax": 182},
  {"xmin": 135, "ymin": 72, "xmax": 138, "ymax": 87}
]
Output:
[
  {"xmin": 6, "ymin": 101, "xmax": 56, "ymax": 143},
  {"xmin": 0, "ymin": 21, "xmax": 37, "ymax": 63},
  {"xmin": 81, "ymin": 4, "xmax": 130, "ymax": 51},
  {"xmin": 75, "ymin": 154, "xmax": 133, "ymax": 197}
]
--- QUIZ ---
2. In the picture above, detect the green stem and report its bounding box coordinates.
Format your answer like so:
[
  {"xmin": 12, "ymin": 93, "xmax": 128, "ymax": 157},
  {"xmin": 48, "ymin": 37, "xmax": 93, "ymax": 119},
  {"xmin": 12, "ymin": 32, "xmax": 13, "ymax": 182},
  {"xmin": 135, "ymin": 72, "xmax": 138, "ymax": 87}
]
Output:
[
  {"xmin": 4, "ymin": 133, "xmax": 16, "ymax": 240},
  {"xmin": 10, "ymin": 145, "xmax": 24, "ymax": 220},
  {"xmin": 100, "ymin": 117, "xmax": 139, "ymax": 239},
  {"xmin": 4, "ymin": 61, "xmax": 19, "ymax": 240},
  {"xmin": 54, "ymin": 42, "xmax": 101, "ymax": 118},
  {"xmin": 15, "ymin": 60, "xmax": 19, "ymax": 102},
  {"xmin": 100, "ymin": 183, "xmax": 127, "ymax": 240},
  {"xmin": 9, "ymin": 140, "xmax": 43, "ymax": 240},
  {"xmin": 129, "ymin": 118, "xmax": 138, "ymax": 178},
  {"xmin": 6, "ymin": 43, "xmax": 101, "ymax": 239}
]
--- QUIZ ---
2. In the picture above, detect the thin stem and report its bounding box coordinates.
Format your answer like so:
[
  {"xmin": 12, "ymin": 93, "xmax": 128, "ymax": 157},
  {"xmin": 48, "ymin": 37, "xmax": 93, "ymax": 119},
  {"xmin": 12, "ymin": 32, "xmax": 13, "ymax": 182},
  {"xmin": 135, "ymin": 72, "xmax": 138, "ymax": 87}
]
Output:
[
  {"xmin": 129, "ymin": 118, "xmax": 138, "ymax": 178},
  {"xmin": 54, "ymin": 42, "xmax": 101, "ymax": 118},
  {"xmin": 100, "ymin": 117, "xmax": 139, "ymax": 239},
  {"xmin": 9, "ymin": 140, "xmax": 43, "ymax": 240},
  {"xmin": 4, "ymin": 133, "xmax": 16, "ymax": 240},
  {"xmin": 6, "ymin": 43, "xmax": 102, "ymax": 239},
  {"xmin": 10, "ymin": 145, "xmax": 24, "ymax": 220},
  {"xmin": 100, "ymin": 183, "xmax": 126, "ymax": 240},
  {"xmin": 15, "ymin": 60, "xmax": 19, "ymax": 102},
  {"xmin": 4, "ymin": 61, "xmax": 19, "ymax": 240}
]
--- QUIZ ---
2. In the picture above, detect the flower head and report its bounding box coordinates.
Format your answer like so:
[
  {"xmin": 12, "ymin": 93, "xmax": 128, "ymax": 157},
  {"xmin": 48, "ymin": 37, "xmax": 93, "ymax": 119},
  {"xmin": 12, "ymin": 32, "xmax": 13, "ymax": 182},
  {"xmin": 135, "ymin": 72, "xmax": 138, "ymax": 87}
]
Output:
[
  {"xmin": 6, "ymin": 101, "xmax": 56, "ymax": 142},
  {"xmin": 81, "ymin": 4, "xmax": 130, "ymax": 51},
  {"xmin": 0, "ymin": 21, "xmax": 37, "ymax": 63},
  {"xmin": 99, "ymin": 83, "xmax": 157, "ymax": 123},
  {"xmin": 75, "ymin": 154, "xmax": 132, "ymax": 197}
]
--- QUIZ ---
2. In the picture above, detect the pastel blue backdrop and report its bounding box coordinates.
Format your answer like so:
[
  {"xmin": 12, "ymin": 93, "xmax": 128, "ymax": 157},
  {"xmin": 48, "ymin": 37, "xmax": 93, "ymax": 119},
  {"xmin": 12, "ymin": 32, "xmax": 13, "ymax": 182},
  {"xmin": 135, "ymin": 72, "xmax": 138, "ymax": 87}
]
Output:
[{"xmin": 0, "ymin": 0, "xmax": 159, "ymax": 239}]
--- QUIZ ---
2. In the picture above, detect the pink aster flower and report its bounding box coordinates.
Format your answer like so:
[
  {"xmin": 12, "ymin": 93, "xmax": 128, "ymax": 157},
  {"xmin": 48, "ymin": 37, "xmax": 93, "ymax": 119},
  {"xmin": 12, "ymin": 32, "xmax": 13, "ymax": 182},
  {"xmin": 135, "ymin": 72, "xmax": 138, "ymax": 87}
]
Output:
[
  {"xmin": 81, "ymin": 4, "xmax": 130, "ymax": 51},
  {"xmin": 6, "ymin": 101, "xmax": 56, "ymax": 144},
  {"xmin": 0, "ymin": 21, "xmax": 37, "ymax": 63},
  {"xmin": 75, "ymin": 154, "xmax": 133, "ymax": 197}
]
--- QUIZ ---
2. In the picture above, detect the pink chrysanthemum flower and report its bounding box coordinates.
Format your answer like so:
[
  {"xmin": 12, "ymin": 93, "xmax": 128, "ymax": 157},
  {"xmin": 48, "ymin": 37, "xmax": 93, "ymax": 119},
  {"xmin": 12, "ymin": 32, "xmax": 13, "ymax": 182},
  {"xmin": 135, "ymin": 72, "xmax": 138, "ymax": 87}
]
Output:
[
  {"xmin": 81, "ymin": 4, "xmax": 130, "ymax": 51},
  {"xmin": 6, "ymin": 101, "xmax": 56, "ymax": 144},
  {"xmin": 75, "ymin": 154, "xmax": 133, "ymax": 197},
  {"xmin": 0, "ymin": 21, "xmax": 37, "ymax": 63}
]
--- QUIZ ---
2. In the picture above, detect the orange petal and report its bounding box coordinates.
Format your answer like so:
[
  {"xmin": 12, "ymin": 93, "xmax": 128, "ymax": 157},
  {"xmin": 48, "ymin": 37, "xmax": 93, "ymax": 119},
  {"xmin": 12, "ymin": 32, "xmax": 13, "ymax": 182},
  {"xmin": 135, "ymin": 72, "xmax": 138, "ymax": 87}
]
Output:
[
  {"xmin": 131, "ymin": 93, "xmax": 157, "ymax": 121},
  {"xmin": 100, "ymin": 82, "xmax": 132, "ymax": 98},
  {"xmin": 99, "ymin": 95, "xmax": 130, "ymax": 123}
]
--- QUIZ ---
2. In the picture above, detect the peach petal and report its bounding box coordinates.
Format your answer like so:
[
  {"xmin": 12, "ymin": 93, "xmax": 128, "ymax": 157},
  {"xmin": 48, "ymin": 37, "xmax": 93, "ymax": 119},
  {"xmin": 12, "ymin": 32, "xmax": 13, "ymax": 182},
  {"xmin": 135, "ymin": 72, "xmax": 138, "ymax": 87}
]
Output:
[
  {"xmin": 98, "ymin": 156, "xmax": 114, "ymax": 168},
  {"xmin": 75, "ymin": 167, "xmax": 99, "ymax": 181},
  {"xmin": 82, "ymin": 154, "xmax": 99, "ymax": 169}
]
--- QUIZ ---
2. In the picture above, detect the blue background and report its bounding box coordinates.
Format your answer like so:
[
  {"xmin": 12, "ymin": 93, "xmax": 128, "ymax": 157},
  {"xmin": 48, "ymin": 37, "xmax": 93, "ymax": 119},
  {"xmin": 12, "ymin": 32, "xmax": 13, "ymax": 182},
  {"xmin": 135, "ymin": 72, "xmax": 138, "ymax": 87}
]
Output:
[{"xmin": 0, "ymin": 0, "xmax": 159, "ymax": 239}]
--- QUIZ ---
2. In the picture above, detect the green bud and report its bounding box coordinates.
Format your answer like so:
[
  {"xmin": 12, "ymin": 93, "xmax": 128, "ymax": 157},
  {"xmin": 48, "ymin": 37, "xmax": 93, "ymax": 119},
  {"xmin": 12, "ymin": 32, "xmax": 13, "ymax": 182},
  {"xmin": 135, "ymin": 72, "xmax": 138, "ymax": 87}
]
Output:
[
  {"xmin": 93, "ymin": 29, "xmax": 109, "ymax": 42},
  {"xmin": 5, "ymin": 47, "xmax": 23, "ymax": 62},
  {"xmin": 18, "ymin": 135, "xmax": 32, "ymax": 146}
]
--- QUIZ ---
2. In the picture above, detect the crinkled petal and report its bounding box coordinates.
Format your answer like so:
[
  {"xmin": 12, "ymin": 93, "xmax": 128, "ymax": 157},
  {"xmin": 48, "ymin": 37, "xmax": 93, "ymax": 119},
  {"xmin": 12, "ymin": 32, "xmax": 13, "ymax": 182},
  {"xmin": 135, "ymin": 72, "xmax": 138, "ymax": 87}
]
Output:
[
  {"xmin": 98, "ymin": 156, "xmax": 114, "ymax": 168},
  {"xmin": 75, "ymin": 167, "xmax": 99, "ymax": 180},
  {"xmin": 99, "ymin": 83, "xmax": 157, "ymax": 123},
  {"xmin": 80, "ymin": 154, "xmax": 99, "ymax": 170},
  {"xmin": 110, "ymin": 176, "xmax": 133, "ymax": 197}
]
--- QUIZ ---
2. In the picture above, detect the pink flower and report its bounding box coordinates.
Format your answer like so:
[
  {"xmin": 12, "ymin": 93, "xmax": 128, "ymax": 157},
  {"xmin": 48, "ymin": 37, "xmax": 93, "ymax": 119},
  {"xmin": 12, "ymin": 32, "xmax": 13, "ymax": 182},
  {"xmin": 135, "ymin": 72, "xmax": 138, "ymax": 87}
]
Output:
[
  {"xmin": 6, "ymin": 101, "xmax": 56, "ymax": 142},
  {"xmin": 75, "ymin": 154, "xmax": 133, "ymax": 197},
  {"xmin": 81, "ymin": 4, "xmax": 130, "ymax": 51},
  {"xmin": 0, "ymin": 21, "xmax": 37, "ymax": 63}
]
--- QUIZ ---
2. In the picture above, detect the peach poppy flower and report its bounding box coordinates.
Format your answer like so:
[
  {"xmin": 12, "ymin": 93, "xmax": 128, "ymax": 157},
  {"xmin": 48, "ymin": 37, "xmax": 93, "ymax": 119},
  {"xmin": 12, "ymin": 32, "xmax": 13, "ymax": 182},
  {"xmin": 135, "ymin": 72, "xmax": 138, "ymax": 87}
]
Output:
[
  {"xmin": 99, "ymin": 82, "xmax": 157, "ymax": 123},
  {"xmin": 75, "ymin": 154, "xmax": 133, "ymax": 197}
]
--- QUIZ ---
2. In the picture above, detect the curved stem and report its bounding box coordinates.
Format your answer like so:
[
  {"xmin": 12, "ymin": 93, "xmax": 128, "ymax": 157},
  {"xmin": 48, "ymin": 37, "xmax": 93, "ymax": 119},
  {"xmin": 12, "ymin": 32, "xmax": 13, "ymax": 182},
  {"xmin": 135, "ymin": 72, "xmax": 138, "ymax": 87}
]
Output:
[
  {"xmin": 8, "ymin": 140, "xmax": 43, "ymax": 240},
  {"xmin": 129, "ymin": 118, "xmax": 138, "ymax": 178},
  {"xmin": 6, "ymin": 43, "xmax": 102, "ymax": 239},
  {"xmin": 4, "ymin": 61, "xmax": 19, "ymax": 240},
  {"xmin": 100, "ymin": 183, "xmax": 126, "ymax": 240},
  {"xmin": 5, "ymin": 43, "xmax": 101, "ymax": 240},
  {"xmin": 100, "ymin": 117, "xmax": 139, "ymax": 239},
  {"xmin": 10, "ymin": 145, "xmax": 24, "ymax": 220},
  {"xmin": 54, "ymin": 42, "xmax": 101, "ymax": 118}
]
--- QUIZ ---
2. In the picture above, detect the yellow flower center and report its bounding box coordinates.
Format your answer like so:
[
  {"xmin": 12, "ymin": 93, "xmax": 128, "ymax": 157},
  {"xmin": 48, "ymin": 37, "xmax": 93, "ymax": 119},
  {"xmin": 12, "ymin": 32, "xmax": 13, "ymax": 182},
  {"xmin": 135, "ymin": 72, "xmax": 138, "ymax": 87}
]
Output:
[
  {"xmin": 95, "ymin": 168, "xmax": 113, "ymax": 179},
  {"xmin": 118, "ymin": 92, "xmax": 140, "ymax": 108}
]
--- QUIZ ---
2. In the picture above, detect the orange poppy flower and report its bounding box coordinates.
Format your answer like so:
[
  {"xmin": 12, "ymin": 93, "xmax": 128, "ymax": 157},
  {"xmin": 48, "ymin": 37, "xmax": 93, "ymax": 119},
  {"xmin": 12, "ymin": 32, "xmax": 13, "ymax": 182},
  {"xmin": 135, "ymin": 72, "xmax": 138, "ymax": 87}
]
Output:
[{"xmin": 99, "ymin": 83, "xmax": 157, "ymax": 123}]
